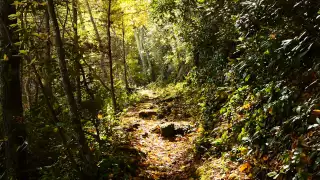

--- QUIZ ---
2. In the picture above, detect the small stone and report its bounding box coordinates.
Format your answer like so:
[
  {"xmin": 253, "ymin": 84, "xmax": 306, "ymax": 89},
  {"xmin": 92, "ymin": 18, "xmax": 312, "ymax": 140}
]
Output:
[
  {"xmin": 139, "ymin": 110, "xmax": 157, "ymax": 118},
  {"xmin": 175, "ymin": 125, "xmax": 192, "ymax": 135},
  {"xmin": 151, "ymin": 125, "xmax": 161, "ymax": 134},
  {"xmin": 142, "ymin": 132, "xmax": 149, "ymax": 138},
  {"xmin": 157, "ymin": 113, "xmax": 165, "ymax": 119},
  {"xmin": 124, "ymin": 123, "xmax": 140, "ymax": 132},
  {"xmin": 160, "ymin": 123, "xmax": 175, "ymax": 138},
  {"xmin": 132, "ymin": 123, "xmax": 140, "ymax": 129}
]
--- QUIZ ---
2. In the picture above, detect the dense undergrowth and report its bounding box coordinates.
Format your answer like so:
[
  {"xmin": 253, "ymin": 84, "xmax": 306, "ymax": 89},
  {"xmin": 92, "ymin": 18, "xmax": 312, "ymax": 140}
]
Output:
[
  {"xmin": 193, "ymin": 79, "xmax": 320, "ymax": 179},
  {"xmin": 153, "ymin": 74, "xmax": 320, "ymax": 179},
  {"xmin": 24, "ymin": 88, "xmax": 144, "ymax": 179},
  {"xmin": 145, "ymin": 0, "xmax": 320, "ymax": 179}
]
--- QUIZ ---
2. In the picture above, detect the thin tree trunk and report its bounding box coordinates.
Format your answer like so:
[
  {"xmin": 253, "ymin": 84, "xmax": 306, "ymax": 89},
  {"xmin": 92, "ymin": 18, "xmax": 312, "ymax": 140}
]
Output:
[
  {"xmin": 0, "ymin": 0, "xmax": 27, "ymax": 178},
  {"xmin": 34, "ymin": 77, "xmax": 39, "ymax": 105},
  {"xmin": 46, "ymin": 0, "xmax": 96, "ymax": 177},
  {"xmin": 43, "ymin": 9, "xmax": 53, "ymax": 95},
  {"xmin": 194, "ymin": 48, "xmax": 199, "ymax": 67},
  {"xmin": 122, "ymin": 16, "xmax": 129, "ymax": 92},
  {"xmin": 85, "ymin": 0, "xmax": 101, "ymax": 46},
  {"xmin": 134, "ymin": 28, "xmax": 147, "ymax": 73},
  {"xmin": 72, "ymin": 4, "xmax": 102, "ymax": 146},
  {"xmin": 150, "ymin": 60, "xmax": 156, "ymax": 82},
  {"xmin": 79, "ymin": 61, "xmax": 95, "ymax": 100},
  {"xmin": 82, "ymin": 58, "xmax": 110, "ymax": 92},
  {"xmin": 62, "ymin": 1, "xmax": 69, "ymax": 41},
  {"xmin": 77, "ymin": 61, "xmax": 102, "ymax": 147},
  {"xmin": 31, "ymin": 63, "xmax": 81, "ymax": 176},
  {"xmin": 72, "ymin": 0, "xmax": 82, "ymax": 106},
  {"xmin": 24, "ymin": 78, "xmax": 32, "ymax": 109},
  {"xmin": 107, "ymin": 0, "xmax": 117, "ymax": 112},
  {"xmin": 84, "ymin": 0, "xmax": 108, "ymax": 82}
]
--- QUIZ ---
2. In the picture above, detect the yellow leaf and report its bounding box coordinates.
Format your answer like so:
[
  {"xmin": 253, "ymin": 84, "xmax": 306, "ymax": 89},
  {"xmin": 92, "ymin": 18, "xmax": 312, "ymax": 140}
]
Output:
[
  {"xmin": 197, "ymin": 126, "xmax": 204, "ymax": 133},
  {"xmin": 242, "ymin": 103, "xmax": 251, "ymax": 110},
  {"xmin": 239, "ymin": 162, "xmax": 251, "ymax": 172},
  {"xmin": 97, "ymin": 113, "xmax": 103, "ymax": 119},
  {"xmin": 239, "ymin": 147, "xmax": 248, "ymax": 155},
  {"xmin": 3, "ymin": 54, "xmax": 8, "ymax": 61}
]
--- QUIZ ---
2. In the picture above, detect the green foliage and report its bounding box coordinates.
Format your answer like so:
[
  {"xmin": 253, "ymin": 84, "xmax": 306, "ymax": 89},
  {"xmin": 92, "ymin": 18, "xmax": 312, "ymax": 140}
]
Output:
[{"xmin": 150, "ymin": 0, "xmax": 320, "ymax": 179}]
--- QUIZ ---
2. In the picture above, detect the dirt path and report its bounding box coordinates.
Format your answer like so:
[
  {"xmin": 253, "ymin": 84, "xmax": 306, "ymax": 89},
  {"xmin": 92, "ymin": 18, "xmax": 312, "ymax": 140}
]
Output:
[{"xmin": 120, "ymin": 89, "xmax": 200, "ymax": 179}]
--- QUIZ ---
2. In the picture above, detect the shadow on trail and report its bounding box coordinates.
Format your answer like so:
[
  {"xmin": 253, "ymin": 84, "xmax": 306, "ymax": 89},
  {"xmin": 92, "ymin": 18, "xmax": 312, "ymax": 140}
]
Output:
[
  {"xmin": 119, "ymin": 89, "xmax": 202, "ymax": 179},
  {"xmin": 98, "ymin": 144, "xmax": 146, "ymax": 179}
]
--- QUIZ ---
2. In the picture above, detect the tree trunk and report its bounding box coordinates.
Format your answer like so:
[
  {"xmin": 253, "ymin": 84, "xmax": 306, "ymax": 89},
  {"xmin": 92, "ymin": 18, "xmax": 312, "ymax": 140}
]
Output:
[
  {"xmin": 78, "ymin": 61, "xmax": 102, "ymax": 148},
  {"xmin": 72, "ymin": 0, "xmax": 82, "ymax": 106},
  {"xmin": 134, "ymin": 28, "xmax": 147, "ymax": 74},
  {"xmin": 150, "ymin": 60, "xmax": 156, "ymax": 82},
  {"xmin": 0, "ymin": 0, "xmax": 28, "ymax": 178},
  {"xmin": 193, "ymin": 48, "xmax": 199, "ymax": 67},
  {"xmin": 46, "ymin": 0, "xmax": 96, "ymax": 177},
  {"xmin": 107, "ymin": 0, "xmax": 117, "ymax": 112},
  {"xmin": 31, "ymin": 63, "xmax": 81, "ymax": 176},
  {"xmin": 43, "ymin": 9, "xmax": 53, "ymax": 96},
  {"xmin": 122, "ymin": 16, "xmax": 129, "ymax": 92},
  {"xmin": 82, "ymin": 58, "xmax": 111, "ymax": 92},
  {"xmin": 134, "ymin": 27, "xmax": 152, "ymax": 80},
  {"xmin": 62, "ymin": 2, "xmax": 69, "ymax": 41},
  {"xmin": 79, "ymin": 61, "xmax": 95, "ymax": 100},
  {"xmin": 85, "ymin": 0, "xmax": 108, "ymax": 82},
  {"xmin": 24, "ymin": 77, "xmax": 32, "ymax": 109},
  {"xmin": 73, "ymin": 1, "xmax": 102, "ymax": 148}
]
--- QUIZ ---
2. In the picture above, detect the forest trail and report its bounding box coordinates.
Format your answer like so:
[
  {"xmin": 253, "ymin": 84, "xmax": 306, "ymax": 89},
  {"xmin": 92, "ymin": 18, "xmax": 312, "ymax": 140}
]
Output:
[{"xmin": 120, "ymin": 89, "xmax": 200, "ymax": 179}]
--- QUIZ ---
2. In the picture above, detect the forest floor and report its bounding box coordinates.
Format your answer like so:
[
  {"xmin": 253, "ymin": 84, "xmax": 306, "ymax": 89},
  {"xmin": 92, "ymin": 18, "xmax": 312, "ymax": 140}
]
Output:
[{"xmin": 119, "ymin": 89, "xmax": 201, "ymax": 179}]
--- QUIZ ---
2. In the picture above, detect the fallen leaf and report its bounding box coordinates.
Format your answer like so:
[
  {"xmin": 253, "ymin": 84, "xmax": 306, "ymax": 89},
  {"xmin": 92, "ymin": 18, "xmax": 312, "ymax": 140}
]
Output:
[
  {"xmin": 239, "ymin": 162, "xmax": 251, "ymax": 172},
  {"xmin": 263, "ymin": 155, "xmax": 269, "ymax": 161}
]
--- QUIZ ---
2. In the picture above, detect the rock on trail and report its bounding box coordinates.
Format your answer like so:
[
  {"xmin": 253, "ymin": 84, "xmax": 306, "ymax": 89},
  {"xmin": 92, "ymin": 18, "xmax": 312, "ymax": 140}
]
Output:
[{"xmin": 120, "ymin": 89, "xmax": 200, "ymax": 179}]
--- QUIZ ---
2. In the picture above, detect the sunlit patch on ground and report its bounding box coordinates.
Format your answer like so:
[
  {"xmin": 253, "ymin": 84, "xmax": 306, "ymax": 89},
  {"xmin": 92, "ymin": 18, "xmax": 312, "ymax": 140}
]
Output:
[
  {"xmin": 197, "ymin": 157, "xmax": 251, "ymax": 180},
  {"xmin": 120, "ymin": 89, "xmax": 200, "ymax": 179}
]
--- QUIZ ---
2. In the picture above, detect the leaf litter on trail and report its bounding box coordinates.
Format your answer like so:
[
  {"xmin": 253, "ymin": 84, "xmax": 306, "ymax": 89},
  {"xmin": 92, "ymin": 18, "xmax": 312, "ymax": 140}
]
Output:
[{"xmin": 120, "ymin": 90, "xmax": 200, "ymax": 179}]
